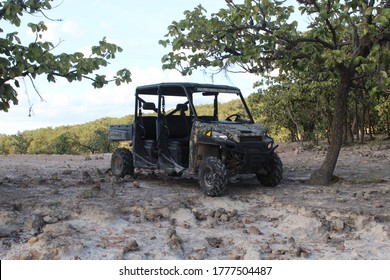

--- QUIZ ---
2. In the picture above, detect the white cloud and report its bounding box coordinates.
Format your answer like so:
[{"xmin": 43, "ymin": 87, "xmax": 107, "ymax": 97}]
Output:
[
  {"xmin": 61, "ymin": 20, "xmax": 85, "ymax": 37},
  {"xmin": 24, "ymin": 20, "xmax": 85, "ymax": 45},
  {"xmin": 81, "ymin": 67, "xmax": 191, "ymax": 115}
]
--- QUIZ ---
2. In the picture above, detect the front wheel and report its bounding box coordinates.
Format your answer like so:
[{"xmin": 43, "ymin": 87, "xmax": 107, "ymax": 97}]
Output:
[
  {"xmin": 256, "ymin": 153, "xmax": 283, "ymax": 187},
  {"xmin": 198, "ymin": 157, "xmax": 227, "ymax": 197},
  {"xmin": 111, "ymin": 148, "xmax": 134, "ymax": 178}
]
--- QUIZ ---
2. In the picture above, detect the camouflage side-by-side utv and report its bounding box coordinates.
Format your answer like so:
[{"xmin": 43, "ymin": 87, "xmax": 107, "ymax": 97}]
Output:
[{"xmin": 108, "ymin": 82, "xmax": 283, "ymax": 196}]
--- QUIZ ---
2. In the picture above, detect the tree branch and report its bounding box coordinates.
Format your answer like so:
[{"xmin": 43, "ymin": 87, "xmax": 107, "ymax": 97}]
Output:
[{"xmin": 26, "ymin": 74, "xmax": 46, "ymax": 102}]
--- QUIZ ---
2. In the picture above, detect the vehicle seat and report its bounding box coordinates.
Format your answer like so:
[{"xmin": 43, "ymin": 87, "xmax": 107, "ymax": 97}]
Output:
[
  {"xmin": 165, "ymin": 115, "xmax": 192, "ymax": 142},
  {"xmin": 140, "ymin": 116, "xmax": 157, "ymax": 140}
]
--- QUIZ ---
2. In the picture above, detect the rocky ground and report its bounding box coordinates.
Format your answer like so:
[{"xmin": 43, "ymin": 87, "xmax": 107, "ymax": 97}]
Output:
[{"xmin": 0, "ymin": 141, "xmax": 389, "ymax": 260}]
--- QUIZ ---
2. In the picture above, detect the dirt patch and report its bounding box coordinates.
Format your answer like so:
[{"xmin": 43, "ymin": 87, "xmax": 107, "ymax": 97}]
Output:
[{"xmin": 1, "ymin": 141, "xmax": 389, "ymax": 260}]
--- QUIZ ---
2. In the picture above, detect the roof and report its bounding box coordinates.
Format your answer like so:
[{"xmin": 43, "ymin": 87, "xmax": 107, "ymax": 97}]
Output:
[{"xmin": 135, "ymin": 82, "xmax": 241, "ymax": 96}]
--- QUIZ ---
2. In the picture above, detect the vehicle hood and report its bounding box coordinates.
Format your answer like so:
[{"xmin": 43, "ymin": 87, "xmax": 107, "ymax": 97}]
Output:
[{"xmin": 195, "ymin": 121, "xmax": 268, "ymax": 143}]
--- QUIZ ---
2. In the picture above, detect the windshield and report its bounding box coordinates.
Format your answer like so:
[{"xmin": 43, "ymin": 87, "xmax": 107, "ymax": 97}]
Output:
[{"xmin": 191, "ymin": 91, "xmax": 252, "ymax": 122}]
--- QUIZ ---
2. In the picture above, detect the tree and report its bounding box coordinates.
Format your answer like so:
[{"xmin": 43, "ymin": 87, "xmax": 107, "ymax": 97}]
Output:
[
  {"xmin": 54, "ymin": 132, "xmax": 74, "ymax": 154},
  {"xmin": 250, "ymin": 71, "xmax": 336, "ymax": 143},
  {"xmin": 12, "ymin": 131, "xmax": 29, "ymax": 153},
  {"xmin": 0, "ymin": 0, "xmax": 131, "ymax": 112},
  {"xmin": 160, "ymin": 0, "xmax": 390, "ymax": 185}
]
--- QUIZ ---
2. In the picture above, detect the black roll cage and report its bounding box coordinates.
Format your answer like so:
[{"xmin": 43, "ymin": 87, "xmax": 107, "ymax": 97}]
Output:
[{"xmin": 134, "ymin": 82, "xmax": 254, "ymax": 123}]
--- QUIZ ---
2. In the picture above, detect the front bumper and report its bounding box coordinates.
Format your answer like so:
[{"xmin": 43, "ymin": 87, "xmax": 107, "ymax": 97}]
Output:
[{"xmin": 210, "ymin": 136, "xmax": 277, "ymax": 172}]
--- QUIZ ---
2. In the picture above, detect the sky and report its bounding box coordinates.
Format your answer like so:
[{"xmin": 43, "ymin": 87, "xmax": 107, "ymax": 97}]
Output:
[{"xmin": 0, "ymin": 0, "xmax": 294, "ymax": 135}]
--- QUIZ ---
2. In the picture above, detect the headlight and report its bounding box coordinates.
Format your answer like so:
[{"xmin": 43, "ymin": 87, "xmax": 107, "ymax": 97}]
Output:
[
  {"xmin": 264, "ymin": 136, "xmax": 274, "ymax": 149},
  {"xmin": 205, "ymin": 131, "xmax": 228, "ymax": 140}
]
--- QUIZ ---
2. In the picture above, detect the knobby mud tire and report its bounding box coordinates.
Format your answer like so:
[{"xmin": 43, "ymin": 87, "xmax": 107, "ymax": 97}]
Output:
[
  {"xmin": 111, "ymin": 148, "xmax": 134, "ymax": 178},
  {"xmin": 198, "ymin": 157, "xmax": 227, "ymax": 197},
  {"xmin": 257, "ymin": 153, "xmax": 283, "ymax": 187}
]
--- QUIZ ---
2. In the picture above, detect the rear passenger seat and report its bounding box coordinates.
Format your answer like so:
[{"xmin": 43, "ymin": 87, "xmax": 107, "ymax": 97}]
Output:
[
  {"xmin": 165, "ymin": 115, "xmax": 193, "ymax": 142},
  {"xmin": 165, "ymin": 115, "xmax": 192, "ymax": 167}
]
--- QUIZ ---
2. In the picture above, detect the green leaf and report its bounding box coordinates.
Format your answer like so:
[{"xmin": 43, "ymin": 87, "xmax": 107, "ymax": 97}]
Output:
[
  {"xmin": 374, "ymin": 14, "xmax": 389, "ymax": 25},
  {"xmin": 28, "ymin": 23, "xmax": 37, "ymax": 33},
  {"xmin": 365, "ymin": 7, "xmax": 374, "ymax": 16}
]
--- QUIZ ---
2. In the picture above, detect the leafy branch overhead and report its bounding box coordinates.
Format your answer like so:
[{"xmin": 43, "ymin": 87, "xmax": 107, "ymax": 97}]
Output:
[
  {"xmin": 160, "ymin": 1, "xmax": 299, "ymax": 75},
  {"xmin": 160, "ymin": 0, "xmax": 390, "ymax": 80},
  {"xmin": 0, "ymin": 0, "xmax": 131, "ymax": 112}
]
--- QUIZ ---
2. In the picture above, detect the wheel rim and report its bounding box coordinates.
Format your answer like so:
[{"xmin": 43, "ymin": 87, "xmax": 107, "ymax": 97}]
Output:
[
  {"xmin": 203, "ymin": 168, "xmax": 214, "ymax": 190},
  {"xmin": 112, "ymin": 155, "xmax": 123, "ymax": 174}
]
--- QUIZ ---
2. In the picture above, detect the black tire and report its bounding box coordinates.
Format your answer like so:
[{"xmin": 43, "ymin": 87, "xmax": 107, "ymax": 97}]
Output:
[
  {"xmin": 198, "ymin": 157, "xmax": 227, "ymax": 197},
  {"xmin": 256, "ymin": 153, "xmax": 283, "ymax": 187},
  {"xmin": 111, "ymin": 148, "xmax": 134, "ymax": 178}
]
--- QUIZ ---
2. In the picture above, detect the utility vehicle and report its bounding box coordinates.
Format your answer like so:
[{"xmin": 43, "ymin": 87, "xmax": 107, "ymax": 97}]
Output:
[{"xmin": 108, "ymin": 82, "xmax": 282, "ymax": 196}]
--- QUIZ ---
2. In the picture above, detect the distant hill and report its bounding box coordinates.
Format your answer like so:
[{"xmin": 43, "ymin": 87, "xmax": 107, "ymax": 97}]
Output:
[{"xmin": 0, "ymin": 115, "xmax": 133, "ymax": 155}]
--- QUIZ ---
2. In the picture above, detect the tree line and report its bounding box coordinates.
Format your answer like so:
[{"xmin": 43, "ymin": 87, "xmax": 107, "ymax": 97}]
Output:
[
  {"xmin": 0, "ymin": 116, "xmax": 132, "ymax": 155},
  {"xmin": 1, "ymin": 93, "xmax": 388, "ymax": 155}
]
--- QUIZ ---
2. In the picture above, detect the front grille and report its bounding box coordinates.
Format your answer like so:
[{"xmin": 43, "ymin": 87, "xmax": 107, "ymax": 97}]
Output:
[
  {"xmin": 237, "ymin": 141, "xmax": 271, "ymax": 168},
  {"xmin": 239, "ymin": 136, "xmax": 262, "ymax": 142}
]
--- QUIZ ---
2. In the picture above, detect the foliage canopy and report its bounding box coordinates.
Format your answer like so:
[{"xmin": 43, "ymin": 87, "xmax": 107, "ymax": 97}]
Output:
[{"xmin": 0, "ymin": 0, "xmax": 131, "ymax": 112}]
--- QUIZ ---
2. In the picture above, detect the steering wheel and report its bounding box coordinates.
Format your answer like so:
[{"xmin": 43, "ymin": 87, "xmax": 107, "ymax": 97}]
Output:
[{"xmin": 225, "ymin": 113, "xmax": 242, "ymax": 122}]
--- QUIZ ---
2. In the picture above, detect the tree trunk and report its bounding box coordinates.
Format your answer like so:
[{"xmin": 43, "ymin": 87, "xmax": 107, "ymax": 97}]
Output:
[
  {"xmin": 308, "ymin": 67, "xmax": 352, "ymax": 185},
  {"xmin": 367, "ymin": 107, "xmax": 374, "ymax": 140},
  {"xmin": 351, "ymin": 116, "xmax": 357, "ymax": 142},
  {"xmin": 387, "ymin": 108, "xmax": 390, "ymax": 139},
  {"xmin": 354, "ymin": 97, "xmax": 360, "ymax": 142},
  {"xmin": 360, "ymin": 102, "xmax": 366, "ymax": 144},
  {"xmin": 344, "ymin": 121, "xmax": 354, "ymax": 144}
]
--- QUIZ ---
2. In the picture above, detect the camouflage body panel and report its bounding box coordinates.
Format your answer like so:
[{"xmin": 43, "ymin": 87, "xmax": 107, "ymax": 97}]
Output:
[
  {"xmin": 193, "ymin": 121, "xmax": 268, "ymax": 142},
  {"xmin": 188, "ymin": 120, "xmax": 274, "ymax": 174}
]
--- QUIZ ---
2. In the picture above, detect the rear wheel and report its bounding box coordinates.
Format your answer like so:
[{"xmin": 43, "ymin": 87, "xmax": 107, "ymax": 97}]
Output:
[
  {"xmin": 198, "ymin": 157, "xmax": 227, "ymax": 197},
  {"xmin": 256, "ymin": 153, "xmax": 283, "ymax": 187},
  {"xmin": 111, "ymin": 148, "xmax": 134, "ymax": 178}
]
